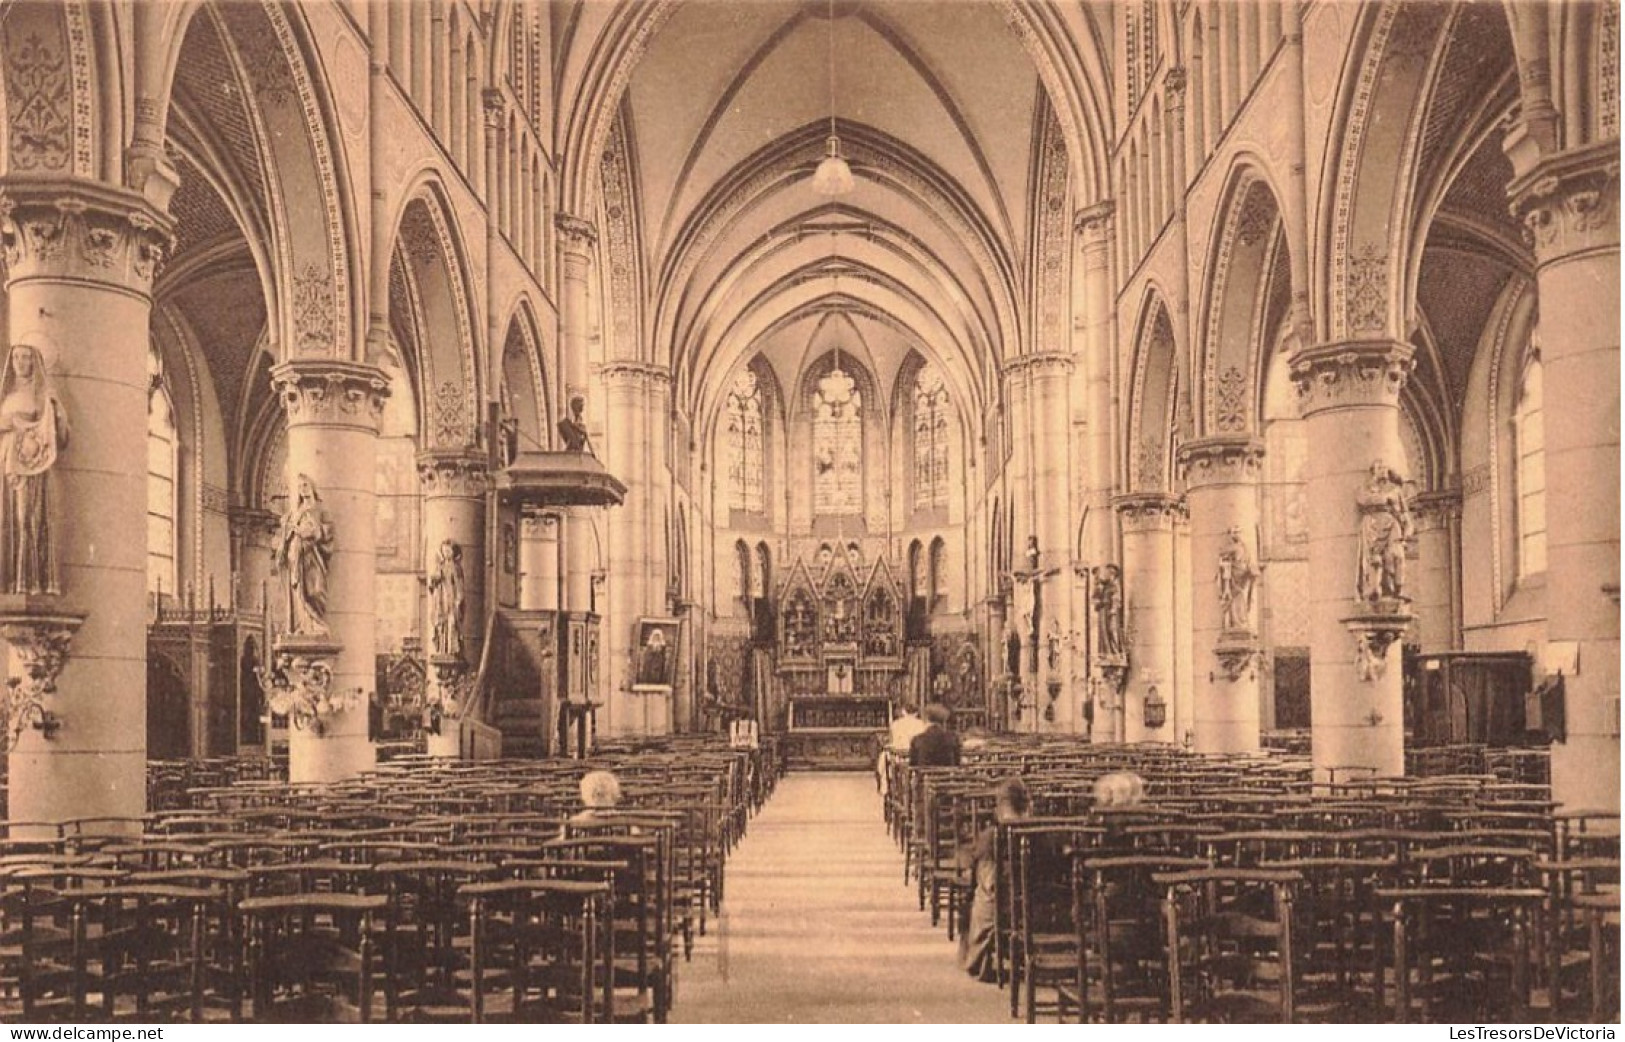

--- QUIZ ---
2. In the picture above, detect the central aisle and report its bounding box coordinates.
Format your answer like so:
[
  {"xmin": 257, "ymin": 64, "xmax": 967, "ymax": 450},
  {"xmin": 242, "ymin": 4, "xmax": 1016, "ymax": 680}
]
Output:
[{"xmin": 673, "ymin": 772, "xmax": 1011, "ymax": 1024}]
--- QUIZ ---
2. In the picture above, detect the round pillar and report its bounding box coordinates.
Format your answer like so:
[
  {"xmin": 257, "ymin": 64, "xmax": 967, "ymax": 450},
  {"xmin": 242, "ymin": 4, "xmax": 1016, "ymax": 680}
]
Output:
[
  {"xmin": 518, "ymin": 508, "xmax": 561, "ymax": 612},
  {"xmin": 1510, "ymin": 146, "xmax": 1620, "ymax": 812},
  {"xmin": 603, "ymin": 363, "xmax": 661, "ymax": 737},
  {"xmin": 1410, "ymin": 491, "xmax": 1461, "ymax": 653},
  {"xmin": 418, "ymin": 450, "xmax": 487, "ymax": 739},
  {"xmin": 0, "ymin": 180, "xmax": 171, "ymax": 831},
  {"xmin": 1115, "ymin": 493, "xmax": 1183, "ymax": 743},
  {"xmin": 1018, "ymin": 353, "xmax": 1077, "ymax": 733},
  {"xmin": 1290, "ymin": 341, "xmax": 1414, "ymax": 784},
  {"xmin": 1178, "ymin": 436, "xmax": 1265, "ymax": 754},
  {"xmin": 418, "ymin": 450, "xmax": 488, "ymax": 660},
  {"xmin": 271, "ymin": 360, "xmax": 390, "ymax": 785},
  {"xmin": 555, "ymin": 215, "xmax": 598, "ymax": 615}
]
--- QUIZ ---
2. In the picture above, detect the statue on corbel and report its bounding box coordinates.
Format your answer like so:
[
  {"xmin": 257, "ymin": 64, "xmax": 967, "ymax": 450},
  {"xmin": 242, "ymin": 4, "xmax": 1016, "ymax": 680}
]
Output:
[
  {"xmin": 262, "ymin": 474, "xmax": 350, "ymax": 732},
  {"xmin": 0, "ymin": 342, "xmax": 70, "ymax": 597},
  {"xmin": 1216, "ymin": 525, "xmax": 1259, "ymax": 635},
  {"xmin": 0, "ymin": 340, "xmax": 82, "ymax": 750},
  {"xmin": 1343, "ymin": 460, "xmax": 1416, "ymax": 683}
]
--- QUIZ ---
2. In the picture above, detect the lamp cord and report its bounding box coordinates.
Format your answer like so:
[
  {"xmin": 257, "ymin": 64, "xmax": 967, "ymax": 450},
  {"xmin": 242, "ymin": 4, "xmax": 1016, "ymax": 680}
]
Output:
[{"xmin": 828, "ymin": 0, "xmax": 837, "ymax": 140}]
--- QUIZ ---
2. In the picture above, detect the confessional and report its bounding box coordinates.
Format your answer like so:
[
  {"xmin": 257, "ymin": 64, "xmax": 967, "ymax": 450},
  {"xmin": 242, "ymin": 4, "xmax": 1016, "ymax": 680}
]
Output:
[{"xmin": 1409, "ymin": 652, "xmax": 1535, "ymax": 746}]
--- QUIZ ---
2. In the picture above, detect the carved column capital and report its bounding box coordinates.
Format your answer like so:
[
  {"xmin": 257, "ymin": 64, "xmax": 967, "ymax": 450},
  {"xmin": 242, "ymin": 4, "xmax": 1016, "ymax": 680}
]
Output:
[
  {"xmin": 0, "ymin": 177, "xmax": 174, "ymax": 294},
  {"xmin": 1176, "ymin": 435, "xmax": 1264, "ymax": 489},
  {"xmin": 1411, "ymin": 488, "xmax": 1462, "ymax": 533},
  {"xmin": 1000, "ymin": 350, "xmax": 1074, "ymax": 380},
  {"xmin": 600, "ymin": 361, "xmax": 672, "ymax": 387},
  {"xmin": 481, "ymin": 88, "xmax": 506, "ymax": 130},
  {"xmin": 1074, "ymin": 200, "xmax": 1116, "ymax": 245},
  {"xmin": 1508, "ymin": 142, "xmax": 1621, "ymax": 265},
  {"xmin": 519, "ymin": 506, "xmax": 562, "ymax": 538},
  {"xmin": 1113, "ymin": 492, "xmax": 1186, "ymax": 533},
  {"xmin": 1288, "ymin": 340, "xmax": 1414, "ymax": 417},
  {"xmin": 416, "ymin": 449, "xmax": 489, "ymax": 499},
  {"xmin": 228, "ymin": 505, "xmax": 282, "ymax": 541},
  {"xmin": 270, "ymin": 359, "xmax": 391, "ymax": 433},
  {"xmin": 554, "ymin": 213, "xmax": 598, "ymax": 253},
  {"xmin": 1164, "ymin": 65, "xmax": 1188, "ymax": 98}
]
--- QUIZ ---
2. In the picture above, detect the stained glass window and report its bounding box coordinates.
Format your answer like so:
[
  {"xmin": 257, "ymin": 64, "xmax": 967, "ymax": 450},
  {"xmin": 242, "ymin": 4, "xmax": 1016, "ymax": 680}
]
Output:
[
  {"xmin": 147, "ymin": 347, "xmax": 177, "ymax": 599},
  {"xmin": 812, "ymin": 364, "xmax": 862, "ymax": 515},
  {"xmin": 913, "ymin": 365, "xmax": 950, "ymax": 510},
  {"xmin": 726, "ymin": 369, "xmax": 765, "ymax": 513},
  {"xmin": 1516, "ymin": 353, "xmax": 1546, "ymax": 578}
]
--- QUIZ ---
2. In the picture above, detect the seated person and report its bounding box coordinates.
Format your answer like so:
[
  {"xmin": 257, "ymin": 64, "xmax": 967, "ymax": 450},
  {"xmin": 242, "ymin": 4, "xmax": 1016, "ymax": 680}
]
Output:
[
  {"xmin": 877, "ymin": 702, "xmax": 928, "ymax": 795},
  {"xmin": 570, "ymin": 769, "xmax": 623, "ymax": 826},
  {"xmin": 1092, "ymin": 770, "xmax": 1147, "ymax": 809},
  {"xmin": 908, "ymin": 703, "xmax": 961, "ymax": 767},
  {"xmin": 960, "ymin": 778, "xmax": 1030, "ymax": 980}
]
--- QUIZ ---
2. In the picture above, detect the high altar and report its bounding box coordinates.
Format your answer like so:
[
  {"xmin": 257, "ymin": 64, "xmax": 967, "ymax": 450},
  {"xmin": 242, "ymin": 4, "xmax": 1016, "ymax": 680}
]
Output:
[{"xmin": 774, "ymin": 543, "xmax": 907, "ymax": 770}]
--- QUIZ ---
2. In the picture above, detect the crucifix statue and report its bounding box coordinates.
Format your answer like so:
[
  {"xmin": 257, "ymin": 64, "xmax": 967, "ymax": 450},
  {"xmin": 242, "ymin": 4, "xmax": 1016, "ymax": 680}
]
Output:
[{"xmin": 1008, "ymin": 535, "xmax": 1061, "ymax": 672}]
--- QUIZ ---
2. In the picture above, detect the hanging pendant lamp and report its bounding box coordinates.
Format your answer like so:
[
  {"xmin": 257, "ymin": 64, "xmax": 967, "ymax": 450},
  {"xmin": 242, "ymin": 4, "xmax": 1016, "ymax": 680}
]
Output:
[{"xmin": 810, "ymin": 0, "xmax": 854, "ymax": 197}]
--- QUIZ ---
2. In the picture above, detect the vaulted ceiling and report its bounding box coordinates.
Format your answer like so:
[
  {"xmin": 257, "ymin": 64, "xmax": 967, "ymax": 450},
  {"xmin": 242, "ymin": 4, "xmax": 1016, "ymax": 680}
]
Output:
[{"xmin": 606, "ymin": 0, "xmax": 1085, "ymax": 436}]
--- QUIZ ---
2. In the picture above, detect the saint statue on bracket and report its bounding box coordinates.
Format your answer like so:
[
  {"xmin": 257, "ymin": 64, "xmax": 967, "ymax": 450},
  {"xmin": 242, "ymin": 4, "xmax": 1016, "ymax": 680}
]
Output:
[
  {"xmin": 0, "ymin": 343, "xmax": 68, "ymax": 596},
  {"xmin": 274, "ymin": 474, "xmax": 335, "ymax": 637}
]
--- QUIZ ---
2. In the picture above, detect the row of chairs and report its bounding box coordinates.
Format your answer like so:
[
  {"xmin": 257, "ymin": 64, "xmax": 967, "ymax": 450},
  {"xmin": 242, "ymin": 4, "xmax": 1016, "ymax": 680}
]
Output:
[
  {"xmin": 1, "ymin": 735, "xmax": 782, "ymax": 1022},
  {"xmin": 887, "ymin": 736, "xmax": 1616, "ymax": 1024}
]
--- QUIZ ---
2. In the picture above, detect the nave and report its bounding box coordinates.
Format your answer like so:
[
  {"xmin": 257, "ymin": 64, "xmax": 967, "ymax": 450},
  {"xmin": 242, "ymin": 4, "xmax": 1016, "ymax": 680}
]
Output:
[{"xmin": 674, "ymin": 773, "xmax": 1008, "ymax": 1024}]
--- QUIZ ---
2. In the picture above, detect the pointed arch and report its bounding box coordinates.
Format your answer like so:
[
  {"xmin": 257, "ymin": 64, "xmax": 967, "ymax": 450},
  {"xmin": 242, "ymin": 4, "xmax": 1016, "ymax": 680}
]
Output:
[{"xmin": 1127, "ymin": 287, "xmax": 1180, "ymax": 492}]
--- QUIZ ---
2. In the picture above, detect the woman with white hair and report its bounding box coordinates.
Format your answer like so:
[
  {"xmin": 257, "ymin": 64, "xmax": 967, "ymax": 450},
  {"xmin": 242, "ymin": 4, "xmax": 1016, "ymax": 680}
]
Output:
[{"xmin": 572, "ymin": 769, "xmax": 623, "ymax": 823}]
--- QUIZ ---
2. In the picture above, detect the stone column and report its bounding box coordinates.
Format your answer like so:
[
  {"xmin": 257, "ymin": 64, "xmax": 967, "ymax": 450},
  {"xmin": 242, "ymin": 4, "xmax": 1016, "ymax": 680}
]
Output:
[
  {"xmin": 1116, "ymin": 494, "xmax": 1182, "ymax": 743},
  {"xmin": 518, "ymin": 508, "xmax": 561, "ymax": 612},
  {"xmin": 1024, "ymin": 353, "xmax": 1077, "ymax": 732},
  {"xmin": 1178, "ymin": 436, "xmax": 1265, "ymax": 754},
  {"xmin": 229, "ymin": 507, "xmax": 281, "ymax": 618},
  {"xmin": 0, "ymin": 180, "xmax": 171, "ymax": 830},
  {"xmin": 271, "ymin": 360, "xmax": 390, "ymax": 784},
  {"xmin": 1290, "ymin": 341, "xmax": 1414, "ymax": 784},
  {"xmin": 1172, "ymin": 505, "xmax": 1196, "ymax": 748},
  {"xmin": 555, "ymin": 215, "xmax": 597, "ymax": 613},
  {"xmin": 1510, "ymin": 146, "xmax": 1620, "ymax": 812},
  {"xmin": 602, "ymin": 362, "xmax": 659, "ymax": 736},
  {"xmin": 1410, "ymin": 490, "xmax": 1461, "ymax": 653},
  {"xmin": 418, "ymin": 449, "xmax": 487, "ymax": 734}
]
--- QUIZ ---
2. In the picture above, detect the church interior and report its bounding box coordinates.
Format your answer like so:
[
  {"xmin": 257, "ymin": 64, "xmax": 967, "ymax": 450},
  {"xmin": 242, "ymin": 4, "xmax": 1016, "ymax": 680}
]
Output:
[{"xmin": 0, "ymin": 0, "xmax": 1616, "ymax": 1024}]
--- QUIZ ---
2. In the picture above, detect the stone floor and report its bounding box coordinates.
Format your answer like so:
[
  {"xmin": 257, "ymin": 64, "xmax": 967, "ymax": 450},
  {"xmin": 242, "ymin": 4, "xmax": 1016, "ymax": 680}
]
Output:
[{"xmin": 671, "ymin": 772, "xmax": 1010, "ymax": 1024}]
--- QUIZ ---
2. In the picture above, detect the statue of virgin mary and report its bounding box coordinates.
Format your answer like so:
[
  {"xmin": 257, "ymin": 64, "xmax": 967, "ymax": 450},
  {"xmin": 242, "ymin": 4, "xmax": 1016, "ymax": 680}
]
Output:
[{"xmin": 0, "ymin": 344, "xmax": 68, "ymax": 596}]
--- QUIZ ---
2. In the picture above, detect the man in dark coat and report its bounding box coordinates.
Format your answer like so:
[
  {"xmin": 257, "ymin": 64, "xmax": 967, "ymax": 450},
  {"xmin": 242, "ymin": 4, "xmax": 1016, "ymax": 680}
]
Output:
[{"xmin": 909, "ymin": 702, "xmax": 961, "ymax": 767}]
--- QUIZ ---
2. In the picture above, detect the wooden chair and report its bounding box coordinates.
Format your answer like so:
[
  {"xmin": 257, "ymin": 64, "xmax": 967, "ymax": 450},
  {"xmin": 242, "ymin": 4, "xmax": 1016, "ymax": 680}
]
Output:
[
  {"xmin": 1074, "ymin": 854, "xmax": 1208, "ymax": 1023},
  {"xmin": 76, "ymin": 884, "xmax": 228, "ymax": 1022},
  {"xmin": 457, "ymin": 878, "xmax": 611, "ymax": 1023},
  {"xmin": 1376, "ymin": 886, "xmax": 1545, "ymax": 1022},
  {"xmin": 1270, "ymin": 856, "xmax": 1396, "ymax": 1020},
  {"xmin": 370, "ymin": 859, "xmax": 502, "ymax": 1021},
  {"xmin": 240, "ymin": 892, "xmax": 389, "ymax": 1023},
  {"xmin": 1157, "ymin": 867, "xmax": 1302, "ymax": 1023}
]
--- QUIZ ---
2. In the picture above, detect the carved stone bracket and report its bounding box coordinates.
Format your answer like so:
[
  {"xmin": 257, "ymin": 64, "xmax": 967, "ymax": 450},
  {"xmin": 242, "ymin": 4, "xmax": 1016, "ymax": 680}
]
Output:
[
  {"xmin": 259, "ymin": 635, "xmax": 357, "ymax": 735},
  {"xmin": 429, "ymin": 654, "xmax": 475, "ymax": 717},
  {"xmin": 1177, "ymin": 435, "xmax": 1264, "ymax": 490},
  {"xmin": 417, "ymin": 449, "xmax": 489, "ymax": 499},
  {"xmin": 1212, "ymin": 635, "xmax": 1259, "ymax": 683},
  {"xmin": 1343, "ymin": 606, "xmax": 1414, "ymax": 682},
  {"xmin": 0, "ymin": 608, "xmax": 84, "ymax": 748},
  {"xmin": 270, "ymin": 359, "xmax": 390, "ymax": 432},
  {"xmin": 1289, "ymin": 340, "xmax": 1415, "ymax": 417},
  {"xmin": 1095, "ymin": 653, "xmax": 1130, "ymax": 695}
]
